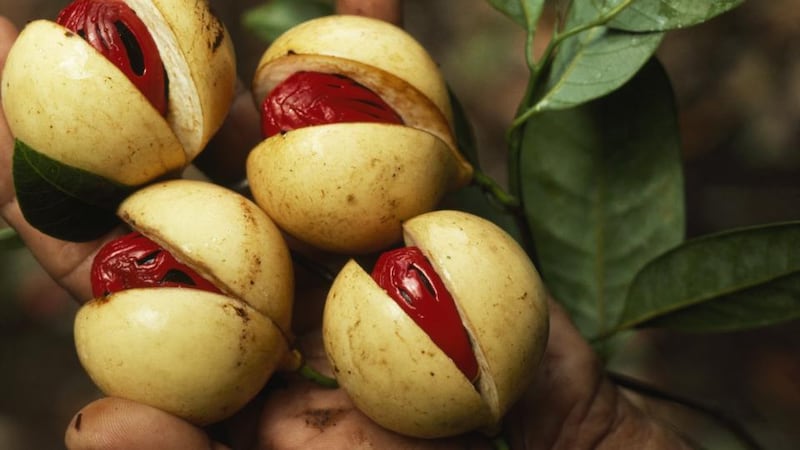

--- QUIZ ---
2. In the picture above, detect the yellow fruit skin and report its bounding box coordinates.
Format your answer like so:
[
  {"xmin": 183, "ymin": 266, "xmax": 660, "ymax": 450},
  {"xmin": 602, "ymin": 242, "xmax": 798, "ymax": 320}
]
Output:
[
  {"xmin": 75, "ymin": 180, "xmax": 295, "ymax": 425},
  {"xmin": 1, "ymin": 20, "xmax": 185, "ymax": 186},
  {"xmin": 0, "ymin": 0, "xmax": 236, "ymax": 185},
  {"xmin": 118, "ymin": 179, "xmax": 294, "ymax": 334},
  {"xmin": 74, "ymin": 288, "xmax": 288, "ymax": 426},
  {"xmin": 404, "ymin": 210, "xmax": 549, "ymax": 420},
  {"xmin": 247, "ymin": 15, "xmax": 475, "ymax": 255},
  {"xmin": 252, "ymin": 14, "xmax": 472, "ymax": 186},
  {"xmin": 322, "ymin": 210, "xmax": 549, "ymax": 438},
  {"xmin": 254, "ymin": 14, "xmax": 452, "ymax": 126},
  {"xmin": 127, "ymin": 0, "xmax": 237, "ymax": 159},
  {"xmin": 323, "ymin": 260, "xmax": 493, "ymax": 438},
  {"xmin": 247, "ymin": 123, "xmax": 458, "ymax": 254}
]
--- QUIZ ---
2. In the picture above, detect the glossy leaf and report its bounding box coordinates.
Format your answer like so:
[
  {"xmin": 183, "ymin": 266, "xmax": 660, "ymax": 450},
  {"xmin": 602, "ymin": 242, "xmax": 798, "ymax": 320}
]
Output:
[
  {"xmin": 588, "ymin": 0, "xmax": 745, "ymax": 32},
  {"xmin": 519, "ymin": 59, "xmax": 684, "ymax": 339},
  {"xmin": 616, "ymin": 222, "xmax": 800, "ymax": 333},
  {"xmin": 242, "ymin": 0, "xmax": 333, "ymax": 42},
  {"xmin": 487, "ymin": 0, "xmax": 546, "ymax": 33},
  {"xmin": 531, "ymin": 1, "xmax": 663, "ymax": 112},
  {"xmin": 13, "ymin": 140, "xmax": 133, "ymax": 242}
]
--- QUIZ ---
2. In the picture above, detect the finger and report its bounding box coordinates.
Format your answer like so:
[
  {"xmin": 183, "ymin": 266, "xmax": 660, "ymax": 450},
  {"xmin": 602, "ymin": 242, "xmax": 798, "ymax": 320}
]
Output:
[
  {"xmin": 0, "ymin": 16, "xmax": 20, "ymax": 204},
  {"xmin": 506, "ymin": 299, "xmax": 613, "ymax": 449},
  {"xmin": 336, "ymin": 0, "xmax": 403, "ymax": 25},
  {"xmin": 0, "ymin": 17, "xmax": 119, "ymax": 301},
  {"xmin": 65, "ymin": 397, "xmax": 230, "ymax": 450},
  {"xmin": 2, "ymin": 199, "xmax": 125, "ymax": 300},
  {"xmin": 258, "ymin": 332, "xmax": 492, "ymax": 449},
  {"xmin": 0, "ymin": 17, "xmax": 17, "ymax": 86},
  {"xmin": 259, "ymin": 374, "xmax": 491, "ymax": 450}
]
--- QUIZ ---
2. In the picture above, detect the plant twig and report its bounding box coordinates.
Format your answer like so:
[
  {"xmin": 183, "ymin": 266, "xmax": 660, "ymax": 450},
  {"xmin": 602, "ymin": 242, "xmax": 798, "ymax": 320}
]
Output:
[
  {"xmin": 299, "ymin": 362, "xmax": 339, "ymax": 389},
  {"xmin": 608, "ymin": 371, "xmax": 763, "ymax": 450},
  {"xmin": 470, "ymin": 171, "xmax": 539, "ymax": 264},
  {"xmin": 472, "ymin": 169, "xmax": 521, "ymax": 213}
]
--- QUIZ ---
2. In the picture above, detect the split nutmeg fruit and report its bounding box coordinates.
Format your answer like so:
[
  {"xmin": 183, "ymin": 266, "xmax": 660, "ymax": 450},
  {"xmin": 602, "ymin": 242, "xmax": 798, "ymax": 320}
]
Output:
[
  {"xmin": 74, "ymin": 179, "xmax": 295, "ymax": 425},
  {"xmin": 247, "ymin": 15, "xmax": 474, "ymax": 255},
  {"xmin": 323, "ymin": 210, "xmax": 550, "ymax": 438},
  {"xmin": 1, "ymin": 0, "xmax": 236, "ymax": 241}
]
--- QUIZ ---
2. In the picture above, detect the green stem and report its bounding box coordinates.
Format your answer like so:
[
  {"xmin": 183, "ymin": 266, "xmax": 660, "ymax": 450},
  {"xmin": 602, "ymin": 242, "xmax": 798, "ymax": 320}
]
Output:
[
  {"xmin": 506, "ymin": 0, "xmax": 638, "ymax": 262},
  {"xmin": 512, "ymin": 0, "xmax": 635, "ymax": 132},
  {"xmin": 520, "ymin": 1, "xmax": 539, "ymax": 72},
  {"xmin": 471, "ymin": 169, "xmax": 538, "ymax": 262},
  {"xmin": 472, "ymin": 169, "xmax": 520, "ymax": 212},
  {"xmin": 298, "ymin": 362, "xmax": 339, "ymax": 389}
]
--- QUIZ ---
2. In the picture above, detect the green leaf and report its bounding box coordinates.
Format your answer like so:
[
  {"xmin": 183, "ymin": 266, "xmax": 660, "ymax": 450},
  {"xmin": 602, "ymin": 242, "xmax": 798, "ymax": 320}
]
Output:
[
  {"xmin": 487, "ymin": 0, "xmax": 546, "ymax": 33},
  {"xmin": 532, "ymin": 1, "xmax": 663, "ymax": 112},
  {"xmin": 589, "ymin": 0, "xmax": 744, "ymax": 32},
  {"xmin": 616, "ymin": 222, "xmax": 800, "ymax": 334},
  {"xmin": 242, "ymin": 0, "xmax": 333, "ymax": 42},
  {"xmin": 0, "ymin": 227, "xmax": 24, "ymax": 251},
  {"xmin": 13, "ymin": 139, "xmax": 133, "ymax": 242},
  {"xmin": 519, "ymin": 59, "xmax": 685, "ymax": 339},
  {"xmin": 645, "ymin": 273, "xmax": 800, "ymax": 333}
]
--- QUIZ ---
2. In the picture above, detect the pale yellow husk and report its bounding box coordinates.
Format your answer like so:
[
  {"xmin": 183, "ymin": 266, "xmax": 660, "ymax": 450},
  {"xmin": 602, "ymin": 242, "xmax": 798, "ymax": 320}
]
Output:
[
  {"xmin": 75, "ymin": 288, "xmax": 288, "ymax": 426},
  {"xmin": 247, "ymin": 123, "xmax": 458, "ymax": 254},
  {"xmin": 117, "ymin": 179, "xmax": 294, "ymax": 333},
  {"xmin": 323, "ymin": 260, "xmax": 493, "ymax": 438}
]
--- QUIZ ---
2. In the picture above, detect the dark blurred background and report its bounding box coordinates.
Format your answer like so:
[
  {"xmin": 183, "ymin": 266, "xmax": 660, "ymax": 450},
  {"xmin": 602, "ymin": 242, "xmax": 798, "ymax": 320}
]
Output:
[{"xmin": 1, "ymin": 0, "xmax": 798, "ymax": 448}]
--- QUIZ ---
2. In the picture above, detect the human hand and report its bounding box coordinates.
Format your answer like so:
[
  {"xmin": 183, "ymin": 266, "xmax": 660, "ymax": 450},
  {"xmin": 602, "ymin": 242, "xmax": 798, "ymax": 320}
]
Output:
[{"xmin": 0, "ymin": 2, "xmax": 691, "ymax": 449}]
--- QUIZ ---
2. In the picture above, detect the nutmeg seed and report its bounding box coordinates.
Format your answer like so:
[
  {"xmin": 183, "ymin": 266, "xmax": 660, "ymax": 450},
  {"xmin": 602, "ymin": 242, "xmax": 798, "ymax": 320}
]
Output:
[
  {"xmin": 247, "ymin": 123, "xmax": 459, "ymax": 254},
  {"xmin": 247, "ymin": 15, "xmax": 473, "ymax": 255},
  {"xmin": 74, "ymin": 179, "xmax": 295, "ymax": 425},
  {"xmin": 75, "ymin": 288, "xmax": 288, "ymax": 425},
  {"xmin": 322, "ymin": 210, "xmax": 549, "ymax": 437},
  {"xmin": 0, "ymin": 0, "xmax": 236, "ymax": 241}
]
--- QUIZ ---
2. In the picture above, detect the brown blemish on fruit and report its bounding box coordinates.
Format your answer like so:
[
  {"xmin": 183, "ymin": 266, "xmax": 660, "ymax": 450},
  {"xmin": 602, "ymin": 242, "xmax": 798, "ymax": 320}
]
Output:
[
  {"xmin": 89, "ymin": 295, "xmax": 113, "ymax": 306},
  {"xmin": 240, "ymin": 199, "xmax": 259, "ymax": 228},
  {"xmin": 203, "ymin": 5, "xmax": 226, "ymax": 52},
  {"xmin": 223, "ymin": 302, "xmax": 250, "ymax": 323},
  {"xmin": 300, "ymin": 407, "xmax": 348, "ymax": 431}
]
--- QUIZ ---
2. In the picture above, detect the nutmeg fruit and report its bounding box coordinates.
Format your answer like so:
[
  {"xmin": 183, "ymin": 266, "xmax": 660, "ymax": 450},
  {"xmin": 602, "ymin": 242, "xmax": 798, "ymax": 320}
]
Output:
[
  {"xmin": 247, "ymin": 15, "xmax": 473, "ymax": 255},
  {"xmin": 322, "ymin": 210, "xmax": 549, "ymax": 438},
  {"xmin": 74, "ymin": 179, "xmax": 294, "ymax": 425},
  {"xmin": 1, "ymin": 0, "xmax": 236, "ymax": 241}
]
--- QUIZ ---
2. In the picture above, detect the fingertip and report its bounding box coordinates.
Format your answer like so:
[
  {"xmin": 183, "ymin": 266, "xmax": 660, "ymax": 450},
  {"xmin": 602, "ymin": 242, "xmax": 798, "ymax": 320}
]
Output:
[
  {"xmin": 65, "ymin": 397, "xmax": 230, "ymax": 450},
  {"xmin": 0, "ymin": 16, "xmax": 19, "ymax": 72},
  {"xmin": 336, "ymin": 0, "xmax": 403, "ymax": 25}
]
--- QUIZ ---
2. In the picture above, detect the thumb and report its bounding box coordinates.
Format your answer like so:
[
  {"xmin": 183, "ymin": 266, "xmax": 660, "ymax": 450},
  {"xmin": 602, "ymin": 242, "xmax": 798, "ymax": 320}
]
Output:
[{"xmin": 65, "ymin": 397, "xmax": 229, "ymax": 450}]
